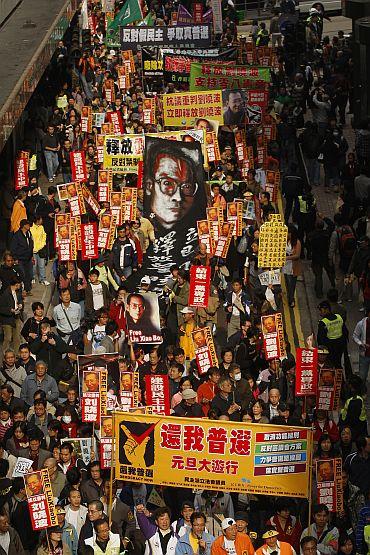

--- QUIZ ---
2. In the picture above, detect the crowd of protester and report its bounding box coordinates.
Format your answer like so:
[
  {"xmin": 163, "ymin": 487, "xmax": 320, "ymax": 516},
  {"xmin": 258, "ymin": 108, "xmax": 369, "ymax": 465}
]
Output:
[{"xmin": 0, "ymin": 0, "xmax": 369, "ymax": 554}]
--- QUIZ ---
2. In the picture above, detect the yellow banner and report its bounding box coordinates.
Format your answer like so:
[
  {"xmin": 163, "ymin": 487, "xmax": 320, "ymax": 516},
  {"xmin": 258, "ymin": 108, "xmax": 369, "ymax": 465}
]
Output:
[
  {"xmin": 114, "ymin": 413, "xmax": 312, "ymax": 498},
  {"xmin": 162, "ymin": 90, "xmax": 224, "ymax": 127},
  {"xmin": 103, "ymin": 135, "xmax": 145, "ymax": 172}
]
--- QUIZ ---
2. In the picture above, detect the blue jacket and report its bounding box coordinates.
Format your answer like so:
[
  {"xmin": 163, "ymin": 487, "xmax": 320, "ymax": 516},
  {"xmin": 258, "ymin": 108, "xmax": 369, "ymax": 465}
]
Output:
[
  {"xmin": 175, "ymin": 530, "xmax": 215, "ymax": 555},
  {"xmin": 224, "ymin": 289, "xmax": 251, "ymax": 322},
  {"xmin": 112, "ymin": 238, "xmax": 138, "ymax": 275}
]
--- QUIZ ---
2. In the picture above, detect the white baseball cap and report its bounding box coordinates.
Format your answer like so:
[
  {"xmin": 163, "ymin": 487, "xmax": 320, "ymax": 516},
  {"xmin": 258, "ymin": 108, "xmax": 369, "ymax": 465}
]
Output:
[
  {"xmin": 181, "ymin": 307, "xmax": 195, "ymax": 314},
  {"xmin": 221, "ymin": 518, "xmax": 236, "ymax": 531}
]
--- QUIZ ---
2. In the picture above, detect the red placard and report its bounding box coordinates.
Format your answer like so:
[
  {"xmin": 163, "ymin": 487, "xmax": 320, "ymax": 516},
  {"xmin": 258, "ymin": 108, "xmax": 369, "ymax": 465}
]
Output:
[
  {"xmin": 316, "ymin": 368, "xmax": 342, "ymax": 411},
  {"xmin": 261, "ymin": 313, "xmax": 286, "ymax": 360},
  {"xmin": 70, "ymin": 151, "xmax": 88, "ymax": 182},
  {"xmin": 137, "ymin": 160, "xmax": 143, "ymax": 189},
  {"xmin": 189, "ymin": 265, "xmax": 211, "ymax": 308},
  {"xmin": 192, "ymin": 327, "xmax": 218, "ymax": 375},
  {"xmin": 295, "ymin": 348, "xmax": 318, "ymax": 396},
  {"xmin": 316, "ymin": 458, "xmax": 343, "ymax": 513},
  {"xmin": 107, "ymin": 111, "xmax": 124, "ymax": 134},
  {"xmin": 24, "ymin": 468, "xmax": 58, "ymax": 530},
  {"xmin": 14, "ymin": 155, "xmax": 29, "ymax": 190},
  {"xmin": 145, "ymin": 374, "xmax": 170, "ymax": 415},
  {"xmin": 81, "ymin": 222, "xmax": 98, "ymax": 260}
]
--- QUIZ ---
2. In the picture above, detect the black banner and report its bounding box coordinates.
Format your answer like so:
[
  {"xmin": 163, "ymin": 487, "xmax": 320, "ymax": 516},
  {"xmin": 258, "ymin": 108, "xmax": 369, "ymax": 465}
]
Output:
[
  {"xmin": 120, "ymin": 24, "xmax": 211, "ymax": 49},
  {"xmin": 163, "ymin": 48, "xmax": 238, "ymax": 85},
  {"xmin": 142, "ymin": 47, "xmax": 164, "ymax": 77}
]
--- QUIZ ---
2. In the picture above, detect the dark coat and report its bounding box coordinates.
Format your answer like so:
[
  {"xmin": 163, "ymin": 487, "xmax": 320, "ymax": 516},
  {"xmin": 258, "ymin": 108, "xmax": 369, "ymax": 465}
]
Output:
[
  {"xmin": 10, "ymin": 230, "xmax": 33, "ymax": 261},
  {"xmin": 0, "ymin": 287, "xmax": 23, "ymax": 327},
  {"xmin": 84, "ymin": 281, "xmax": 112, "ymax": 313}
]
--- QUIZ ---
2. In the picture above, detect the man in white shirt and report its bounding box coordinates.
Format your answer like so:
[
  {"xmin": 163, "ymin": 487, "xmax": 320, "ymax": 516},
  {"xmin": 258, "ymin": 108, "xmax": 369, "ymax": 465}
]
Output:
[
  {"xmin": 0, "ymin": 512, "xmax": 24, "ymax": 555},
  {"xmin": 65, "ymin": 490, "xmax": 88, "ymax": 536}
]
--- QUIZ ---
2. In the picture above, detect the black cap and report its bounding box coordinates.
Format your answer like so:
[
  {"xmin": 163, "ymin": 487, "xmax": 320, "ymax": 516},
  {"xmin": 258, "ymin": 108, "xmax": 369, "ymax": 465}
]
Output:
[
  {"xmin": 235, "ymin": 511, "xmax": 249, "ymax": 522},
  {"xmin": 277, "ymin": 402, "xmax": 289, "ymax": 412}
]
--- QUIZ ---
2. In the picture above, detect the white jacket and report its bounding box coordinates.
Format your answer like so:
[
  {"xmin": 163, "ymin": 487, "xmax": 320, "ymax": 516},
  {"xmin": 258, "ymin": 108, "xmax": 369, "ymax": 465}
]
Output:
[
  {"xmin": 84, "ymin": 531, "xmax": 120, "ymax": 555},
  {"xmin": 65, "ymin": 504, "xmax": 88, "ymax": 535},
  {"xmin": 145, "ymin": 530, "xmax": 178, "ymax": 555}
]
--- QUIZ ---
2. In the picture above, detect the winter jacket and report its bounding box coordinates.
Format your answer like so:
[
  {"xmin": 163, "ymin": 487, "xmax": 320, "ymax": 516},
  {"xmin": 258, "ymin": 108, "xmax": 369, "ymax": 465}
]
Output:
[
  {"xmin": 10, "ymin": 229, "xmax": 34, "ymax": 261},
  {"xmin": 137, "ymin": 512, "xmax": 179, "ymax": 555},
  {"xmin": 211, "ymin": 532, "xmax": 254, "ymax": 555},
  {"xmin": 112, "ymin": 238, "xmax": 137, "ymax": 275},
  {"xmin": 175, "ymin": 530, "xmax": 214, "ymax": 555}
]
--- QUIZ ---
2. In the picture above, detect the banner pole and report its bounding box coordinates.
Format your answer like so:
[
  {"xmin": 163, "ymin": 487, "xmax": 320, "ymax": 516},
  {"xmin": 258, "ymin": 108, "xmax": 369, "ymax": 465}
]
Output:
[
  {"xmin": 108, "ymin": 411, "xmax": 116, "ymax": 526},
  {"xmin": 307, "ymin": 429, "xmax": 314, "ymax": 534}
]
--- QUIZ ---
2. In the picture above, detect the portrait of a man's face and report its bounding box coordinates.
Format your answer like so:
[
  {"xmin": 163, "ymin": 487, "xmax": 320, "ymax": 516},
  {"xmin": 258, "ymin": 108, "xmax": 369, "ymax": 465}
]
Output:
[
  {"xmin": 207, "ymin": 208, "xmax": 218, "ymax": 222},
  {"xmin": 127, "ymin": 294, "xmax": 145, "ymax": 323},
  {"xmin": 120, "ymin": 372, "xmax": 133, "ymax": 392},
  {"xmin": 99, "ymin": 171, "xmax": 108, "ymax": 183},
  {"xmin": 58, "ymin": 225, "xmax": 70, "ymax": 240},
  {"xmin": 25, "ymin": 472, "xmax": 43, "ymax": 497},
  {"xmin": 111, "ymin": 193, "xmax": 121, "ymax": 207},
  {"xmin": 262, "ymin": 315, "xmax": 276, "ymax": 335},
  {"xmin": 223, "ymin": 90, "xmax": 245, "ymax": 124},
  {"xmin": 84, "ymin": 371, "xmax": 100, "ymax": 392},
  {"xmin": 317, "ymin": 460, "xmax": 334, "ymax": 482},
  {"xmin": 195, "ymin": 119, "xmax": 212, "ymax": 132},
  {"xmin": 198, "ymin": 221, "xmax": 209, "ymax": 235},
  {"xmin": 146, "ymin": 153, "xmax": 195, "ymax": 229},
  {"xmin": 221, "ymin": 223, "xmax": 230, "ymax": 237},
  {"xmin": 193, "ymin": 330, "xmax": 206, "ymax": 349},
  {"xmin": 101, "ymin": 416, "xmax": 113, "ymax": 438},
  {"xmin": 228, "ymin": 203, "xmax": 237, "ymax": 217},
  {"xmin": 101, "ymin": 215, "xmax": 111, "ymax": 229},
  {"xmin": 82, "ymin": 107, "xmax": 89, "ymax": 117},
  {"xmin": 319, "ymin": 370, "xmax": 335, "ymax": 387},
  {"xmin": 67, "ymin": 183, "xmax": 78, "ymax": 198}
]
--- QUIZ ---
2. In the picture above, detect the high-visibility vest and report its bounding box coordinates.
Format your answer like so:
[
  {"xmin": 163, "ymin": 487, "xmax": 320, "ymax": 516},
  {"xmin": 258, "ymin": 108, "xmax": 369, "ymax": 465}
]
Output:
[
  {"xmin": 341, "ymin": 395, "xmax": 367, "ymax": 421},
  {"xmin": 298, "ymin": 195, "xmax": 309, "ymax": 214},
  {"xmin": 29, "ymin": 155, "xmax": 37, "ymax": 171},
  {"xmin": 321, "ymin": 314, "xmax": 343, "ymax": 339},
  {"xmin": 364, "ymin": 525, "xmax": 370, "ymax": 555}
]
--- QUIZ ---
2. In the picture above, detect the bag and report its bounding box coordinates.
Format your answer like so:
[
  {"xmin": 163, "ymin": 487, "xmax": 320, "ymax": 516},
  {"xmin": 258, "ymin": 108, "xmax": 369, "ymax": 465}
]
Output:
[
  {"xmin": 337, "ymin": 225, "xmax": 356, "ymax": 259},
  {"xmin": 38, "ymin": 245, "xmax": 48, "ymax": 259},
  {"xmin": 237, "ymin": 235, "xmax": 248, "ymax": 254},
  {"xmin": 62, "ymin": 307, "xmax": 84, "ymax": 349}
]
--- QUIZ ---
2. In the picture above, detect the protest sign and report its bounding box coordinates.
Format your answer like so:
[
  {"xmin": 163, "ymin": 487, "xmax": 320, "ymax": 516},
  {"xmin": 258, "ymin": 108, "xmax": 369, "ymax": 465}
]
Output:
[
  {"xmin": 227, "ymin": 200, "xmax": 243, "ymax": 237},
  {"xmin": 207, "ymin": 206, "xmax": 223, "ymax": 244},
  {"xmin": 316, "ymin": 458, "xmax": 343, "ymax": 512},
  {"xmin": 261, "ymin": 313, "xmax": 286, "ymax": 360},
  {"xmin": 147, "ymin": 129, "xmax": 207, "ymax": 169},
  {"xmin": 197, "ymin": 220, "xmax": 213, "ymax": 254},
  {"xmin": 192, "ymin": 326, "xmax": 218, "ymax": 374},
  {"xmin": 258, "ymin": 269, "xmax": 281, "ymax": 286},
  {"xmin": 81, "ymin": 369, "xmax": 100, "ymax": 423},
  {"xmin": 119, "ymin": 371, "xmax": 140, "ymax": 410},
  {"xmin": 14, "ymin": 153, "xmax": 29, "ymax": 189},
  {"xmin": 264, "ymin": 170, "xmax": 280, "ymax": 203},
  {"xmin": 57, "ymin": 222, "xmax": 75, "ymax": 262},
  {"xmin": 120, "ymin": 25, "xmax": 211, "ymax": 49},
  {"xmin": 81, "ymin": 106, "xmax": 92, "ymax": 132},
  {"xmin": 24, "ymin": 468, "xmax": 58, "ymax": 530},
  {"xmin": 110, "ymin": 191, "xmax": 123, "ymax": 225},
  {"xmin": 98, "ymin": 169, "xmax": 112, "ymax": 202},
  {"xmin": 295, "ymin": 348, "xmax": 318, "ymax": 396},
  {"xmin": 162, "ymin": 90, "xmax": 223, "ymax": 127},
  {"xmin": 140, "ymin": 137, "xmax": 207, "ymax": 291},
  {"xmin": 189, "ymin": 63, "xmax": 270, "ymax": 91},
  {"xmin": 81, "ymin": 184, "xmax": 100, "ymax": 216},
  {"xmin": 70, "ymin": 151, "xmax": 88, "ymax": 182},
  {"xmin": 12, "ymin": 457, "xmax": 33, "ymax": 477},
  {"xmin": 103, "ymin": 135, "xmax": 145, "ymax": 173},
  {"xmin": 205, "ymin": 131, "xmax": 220, "ymax": 163},
  {"xmin": 122, "ymin": 187, "xmax": 138, "ymax": 222},
  {"xmin": 214, "ymin": 222, "xmax": 234, "ymax": 258},
  {"xmin": 258, "ymin": 214, "xmax": 288, "ymax": 268},
  {"xmin": 142, "ymin": 47, "xmax": 164, "ymax": 78},
  {"xmin": 189, "ymin": 265, "xmax": 211, "ymax": 308},
  {"xmin": 125, "ymin": 292, "xmax": 162, "ymax": 344},
  {"xmin": 114, "ymin": 413, "xmax": 313, "ymax": 497},
  {"xmin": 100, "ymin": 415, "xmax": 113, "ymax": 469},
  {"xmin": 317, "ymin": 368, "xmax": 342, "ymax": 411},
  {"xmin": 57, "ymin": 182, "xmax": 86, "ymax": 217},
  {"xmin": 145, "ymin": 374, "xmax": 171, "ymax": 415},
  {"xmin": 97, "ymin": 213, "xmax": 117, "ymax": 250},
  {"xmin": 107, "ymin": 110, "xmax": 124, "ymax": 134}
]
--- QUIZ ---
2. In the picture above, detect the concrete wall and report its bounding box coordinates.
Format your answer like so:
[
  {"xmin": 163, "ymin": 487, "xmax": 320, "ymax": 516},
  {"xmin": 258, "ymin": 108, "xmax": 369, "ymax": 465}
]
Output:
[{"xmin": 0, "ymin": 0, "xmax": 21, "ymax": 26}]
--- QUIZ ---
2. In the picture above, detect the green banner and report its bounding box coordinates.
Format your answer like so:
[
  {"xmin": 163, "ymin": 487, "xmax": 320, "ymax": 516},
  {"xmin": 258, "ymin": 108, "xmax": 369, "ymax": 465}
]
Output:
[
  {"xmin": 189, "ymin": 62, "xmax": 270, "ymax": 91},
  {"xmin": 106, "ymin": 0, "xmax": 147, "ymax": 47}
]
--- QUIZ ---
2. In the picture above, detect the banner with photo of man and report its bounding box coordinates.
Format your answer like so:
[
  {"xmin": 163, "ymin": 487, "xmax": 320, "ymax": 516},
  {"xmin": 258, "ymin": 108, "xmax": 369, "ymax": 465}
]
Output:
[
  {"xmin": 317, "ymin": 368, "xmax": 342, "ymax": 411},
  {"xmin": 24, "ymin": 468, "xmax": 58, "ymax": 530},
  {"xmin": 125, "ymin": 292, "xmax": 162, "ymax": 344},
  {"xmin": 316, "ymin": 458, "xmax": 343, "ymax": 512},
  {"xmin": 192, "ymin": 326, "xmax": 218, "ymax": 374},
  {"xmin": 133, "ymin": 136, "xmax": 207, "ymax": 291},
  {"xmin": 78, "ymin": 354, "xmax": 121, "ymax": 413}
]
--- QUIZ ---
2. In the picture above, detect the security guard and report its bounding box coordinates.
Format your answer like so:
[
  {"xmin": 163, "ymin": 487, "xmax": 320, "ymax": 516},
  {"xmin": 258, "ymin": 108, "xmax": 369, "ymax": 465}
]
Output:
[
  {"xmin": 256, "ymin": 23, "xmax": 269, "ymax": 46},
  {"xmin": 317, "ymin": 301, "xmax": 346, "ymax": 367}
]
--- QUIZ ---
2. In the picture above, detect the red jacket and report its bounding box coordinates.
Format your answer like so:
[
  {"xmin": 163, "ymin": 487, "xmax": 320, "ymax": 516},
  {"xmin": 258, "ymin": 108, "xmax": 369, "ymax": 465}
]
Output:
[
  {"xmin": 109, "ymin": 300, "xmax": 127, "ymax": 331},
  {"xmin": 313, "ymin": 419, "xmax": 340, "ymax": 443},
  {"xmin": 131, "ymin": 235, "xmax": 143, "ymax": 266}
]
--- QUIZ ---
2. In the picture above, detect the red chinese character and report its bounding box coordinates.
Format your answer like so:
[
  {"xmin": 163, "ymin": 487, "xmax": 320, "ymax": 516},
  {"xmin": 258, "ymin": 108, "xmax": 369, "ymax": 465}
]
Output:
[
  {"xmin": 229, "ymin": 429, "xmax": 251, "ymax": 456},
  {"xmin": 211, "ymin": 459, "xmax": 225, "ymax": 473},
  {"xmin": 198, "ymin": 458, "xmax": 212, "ymax": 472},
  {"xmin": 160, "ymin": 423, "xmax": 181, "ymax": 449},
  {"xmin": 171, "ymin": 455, "xmax": 185, "ymax": 469},
  {"xmin": 185, "ymin": 457, "xmax": 197, "ymax": 470},
  {"xmin": 207, "ymin": 427, "xmax": 227, "ymax": 454},
  {"xmin": 183, "ymin": 425, "xmax": 205, "ymax": 452},
  {"xmin": 226, "ymin": 460, "xmax": 239, "ymax": 474}
]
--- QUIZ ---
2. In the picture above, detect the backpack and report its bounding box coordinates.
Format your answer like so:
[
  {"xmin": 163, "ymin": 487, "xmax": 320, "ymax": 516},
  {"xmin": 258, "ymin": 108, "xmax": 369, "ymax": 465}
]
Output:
[{"xmin": 337, "ymin": 225, "xmax": 356, "ymax": 259}]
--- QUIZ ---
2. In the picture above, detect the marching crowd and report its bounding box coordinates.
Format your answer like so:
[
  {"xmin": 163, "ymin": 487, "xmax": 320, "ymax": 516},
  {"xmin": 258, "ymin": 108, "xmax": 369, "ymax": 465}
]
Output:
[{"xmin": 0, "ymin": 0, "xmax": 369, "ymax": 554}]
